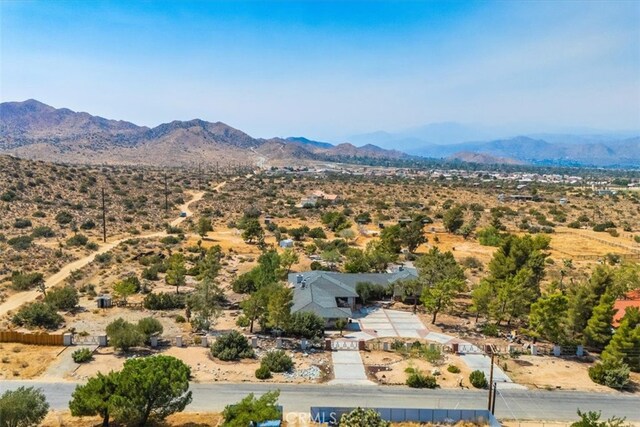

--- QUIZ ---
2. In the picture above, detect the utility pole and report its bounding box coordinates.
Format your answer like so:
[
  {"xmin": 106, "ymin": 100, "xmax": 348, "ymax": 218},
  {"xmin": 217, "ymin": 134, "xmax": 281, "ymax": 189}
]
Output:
[
  {"xmin": 164, "ymin": 172, "xmax": 168, "ymax": 215},
  {"xmin": 491, "ymin": 382, "xmax": 497, "ymax": 415},
  {"xmin": 101, "ymin": 187, "xmax": 107, "ymax": 243},
  {"xmin": 487, "ymin": 350, "xmax": 495, "ymax": 411}
]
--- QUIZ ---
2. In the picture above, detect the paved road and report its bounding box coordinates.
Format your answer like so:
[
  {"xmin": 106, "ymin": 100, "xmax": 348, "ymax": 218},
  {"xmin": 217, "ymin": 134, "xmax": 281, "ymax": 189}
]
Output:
[{"xmin": 3, "ymin": 381, "xmax": 638, "ymax": 422}]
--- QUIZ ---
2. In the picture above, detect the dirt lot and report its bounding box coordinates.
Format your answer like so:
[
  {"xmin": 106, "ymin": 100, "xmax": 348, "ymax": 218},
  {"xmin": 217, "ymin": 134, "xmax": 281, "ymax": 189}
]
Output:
[
  {"xmin": 71, "ymin": 345, "xmax": 331, "ymax": 384},
  {"xmin": 361, "ymin": 349, "xmax": 472, "ymax": 389},
  {"xmin": 41, "ymin": 411, "xmax": 224, "ymax": 427},
  {"xmin": 0, "ymin": 343, "xmax": 62, "ymax": 379},
  {"xmin": 504, "ymin": 354, "xmax": 640, "ymax": 392}
]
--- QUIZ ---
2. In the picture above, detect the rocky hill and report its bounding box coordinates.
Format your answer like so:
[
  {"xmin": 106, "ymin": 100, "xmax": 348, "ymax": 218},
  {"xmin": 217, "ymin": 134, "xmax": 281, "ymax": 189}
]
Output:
[{"xmin": 0, "ymin": 100, "xmax": 409, "ymax": 167}]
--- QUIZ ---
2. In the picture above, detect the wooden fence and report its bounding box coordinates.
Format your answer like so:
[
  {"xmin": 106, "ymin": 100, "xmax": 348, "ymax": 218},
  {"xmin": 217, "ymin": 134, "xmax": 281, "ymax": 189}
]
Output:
[{"xmin": 0, "ymin": 331, "xmax": 65, "ymax": 346}]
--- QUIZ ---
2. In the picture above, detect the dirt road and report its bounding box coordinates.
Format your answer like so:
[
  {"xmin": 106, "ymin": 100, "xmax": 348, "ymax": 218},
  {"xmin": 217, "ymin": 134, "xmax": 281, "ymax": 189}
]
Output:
[{"xmin": 0, "ymin": 188, "xmax": 214, "ymax": 317}]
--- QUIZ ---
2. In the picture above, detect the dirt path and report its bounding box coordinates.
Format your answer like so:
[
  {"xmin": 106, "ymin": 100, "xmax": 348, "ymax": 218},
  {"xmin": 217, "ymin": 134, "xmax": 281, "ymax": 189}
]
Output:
[{"xmin": 0, "ymin": 188, "xmax": 215, "ymax": 317}]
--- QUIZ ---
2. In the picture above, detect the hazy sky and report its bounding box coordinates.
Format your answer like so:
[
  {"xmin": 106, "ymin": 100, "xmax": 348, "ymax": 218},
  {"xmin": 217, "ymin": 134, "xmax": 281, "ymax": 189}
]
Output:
[{"xmin": 1, "ymin": 0, "xmax": 639, "ymax": 141}]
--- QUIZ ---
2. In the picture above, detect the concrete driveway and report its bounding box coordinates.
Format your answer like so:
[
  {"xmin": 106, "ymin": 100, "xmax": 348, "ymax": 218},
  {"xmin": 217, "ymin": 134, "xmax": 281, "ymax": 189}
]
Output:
[
  {"xmin": 353, "ymin": 308, "xmax": 429, "ymax": 339},
  {"xmin": 328, "ymin": 351, "xmax": 375, "ymax": 386}
]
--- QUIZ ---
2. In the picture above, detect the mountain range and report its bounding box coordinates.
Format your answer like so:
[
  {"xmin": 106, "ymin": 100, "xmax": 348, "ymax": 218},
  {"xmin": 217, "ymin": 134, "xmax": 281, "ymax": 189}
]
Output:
[
  {"xmin": 0, "ymin": 100, "xmax": 408, "ymax": 167},
  {"xmin": 1, "ymin": 100, "xmax": 638, "ymax": 168},
  {"xmin": 349, "ymin": 123, "xmax": 639, "ymax": 167}
]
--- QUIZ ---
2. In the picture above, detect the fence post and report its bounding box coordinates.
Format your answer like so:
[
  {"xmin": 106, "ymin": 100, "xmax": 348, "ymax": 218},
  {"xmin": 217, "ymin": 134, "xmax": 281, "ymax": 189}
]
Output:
[
  {"xmin": 175, "ymin": 335, "xmax": 183, "ymax": 347},
  {"xmin": 325, "ymin": 339, "xmax": 332, "ymax": 351},
  {"xmin": 553, "ymin": 345, "xmax": 561, "ymax": 357},
  {"xmin": 98, "ymin": 335, "xmax": 108, "ymax": 347},
  {"xmin": 63, "ymin": 333, "xmax": 73, "ymax": 346},
  {"xmin": 576, "ymin": 345, "xmax": 584, "ymax": 357},
  {"xmin": 150, "ymin": 336, "xmax": 158, "ymax": 348},
  {"xmin": 201, "ymin": 336, "xmax": 208, "ymax": 347},
  {"xmin": 530, "ymin": 344, "xmax": 537, "ymax": 356}
]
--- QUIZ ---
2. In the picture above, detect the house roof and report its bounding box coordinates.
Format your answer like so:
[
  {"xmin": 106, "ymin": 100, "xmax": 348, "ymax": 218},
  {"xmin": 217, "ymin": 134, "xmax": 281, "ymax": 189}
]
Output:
[
  {"xmin": 613, "ymin": 289, "xmax": 640, "ymax": 328},
  {"xmin": 289, "ymin": 269, "xmax": 418, "ymax": 319}
]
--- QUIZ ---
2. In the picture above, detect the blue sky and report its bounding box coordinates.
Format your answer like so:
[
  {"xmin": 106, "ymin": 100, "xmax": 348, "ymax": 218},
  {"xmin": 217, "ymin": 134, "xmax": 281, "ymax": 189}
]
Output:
[{"xmin": 1, "ymin": 0, "xmax": 639, "ymax": 141}]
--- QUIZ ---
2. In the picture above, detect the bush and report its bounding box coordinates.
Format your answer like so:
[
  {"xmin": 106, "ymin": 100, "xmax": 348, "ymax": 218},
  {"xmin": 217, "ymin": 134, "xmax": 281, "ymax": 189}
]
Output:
[
  {"xmin": 143, "ymin": 292, "xmax": 185, "ymax": 310},
  {"xmin": 255, "ymin": 365, "xmax": 272, "ymax": 380},
  {"xmin": 406, "ymin": 370, "xmax": 438, "ymax": 388},
  {"xmin": 588, "ymin": 361, "xmax": 630, "ymax": 389},
  {"xmin": 137, "ymin": 317, "xmax": 164, "ymax": 344},
  {"xmin": 66, "ymin": 234, "xmax": 89, "ymax": 247},
  {"xmin": 236, "ymin": 315, "xmax": 250, "ymax": 328},
  {"xmin": 7, "ymin": 235, "xmax": 33, "ymax": 250},
  {"xmin": 44, "ymin": 286, "xmax": 79, "ymax": 311},
  {"xmin": 469, "ymin": 370, "xmax": 488, "ymax": 388},
  {"xmin": 0, "ymin": 386, "xmax": 49, "ymax": 427},
  {"xmin": 210, "ymin": 331, "xmax": 255, "ymax": 361},
  {"xmin": 481, "ymin": 323, "xmax": 499, "ymax": 337},
  {"xmin": 80, "ymin": 219, "xmax": 96, "ymax": 230},
  {"xmin": 13, "ymin": 218, "xmax": 32, "ymax": 229},
  {"xmin": 160, "ymin": 235, "xmax": 181, "ymax": 245},
  {"xmin": 12, "ymin": 303, "xmax": 63, "ymax": 329},
  {"xmin": 31, "ymin": 226, "xmax": 55, "ymax": 238},
  {"xmin": 261, "ymin": 350, "xmax": 293, "ymax": 373},
  {"xmin": 10, "ymin": 271, "xmax": 43, "ymax": 291},
  {"xmin": 106, "ymin": 318, "xmax": 144, "ymax": 351},
  {"xmin": 477, "ymin": 226, "xmax": 505, "ymax": 246},
  {"xmin": 447, "ymin": 365, "xmax": 461, "ymax": 373},
  {"xmin": 55, "ymin": 211, "xmax": 74, "ymax": 225},
  {"xmin": 175, "ymin": 315, "xmax": 186, "ymax": 323},
  {"xmin": 421, "ymin": 345, "xmax": 444, "ymax": 365},
  {"xmin": 340, "ymin": 407, "xmax": 390, "ymax": 427},
  {"xmin": 72, "ymin": 348, "xmax": 93, "ymax": 363},
  {"xmin": 286, "ymin": 311, "xmax": 325, "ymax": 338}
]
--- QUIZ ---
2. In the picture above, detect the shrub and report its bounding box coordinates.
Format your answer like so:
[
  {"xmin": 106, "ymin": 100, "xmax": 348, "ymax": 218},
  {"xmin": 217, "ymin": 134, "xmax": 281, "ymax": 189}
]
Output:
[
  {"xmin": 481, "ymin": 323, "xmax": 499, "ymax": 337},
  {"xmin": 261, "ymin": 350, "xmax": 293, "ymax": 373},
  {"xmin": 160, "ymin": 235, "xmax": 181, "ymax": 245},
  {"xmin": 106, "ymin": 318, "xmax": 144, "ymax": 351},
  {"xmin": 31, "ymin": 226, "xmax": 55, "ymax": 238},
  {"xmin": 12, "ymin": 303, "xmax": 63, "ymax": 329},
  {"xmin": 80, "ymin": 219, "xmax": 96, "ymax": 230},
  {"xmin": 7, "ymin": 235, "xmax": 33, "ymax": 250},
  {"xmin": 143, "ymin": 292, "xmax": 185, "ymax": 310},
  {"xmin": 421, "ymin": 345, "xmax": 444, "ymax": 365},
  {"xmin": 210, "ymin": 331, "xmax": 255, "ymax": 361},
  {"xmin": 174, "ymin": 315, "xmax": 186, "ymax": 323},
  {"xmin": 477, "ymin": 226, "xmax": 505, "ymax": 246},
  {"xmin": 66, "ymin": 234, "xmax": 89, "ymax": 247},
  {"xmin": 588, "ymin": 361, "xmax": 630, "ymax": 389},
  {"xmin": 13, "ymin": 218, "xmax": 32, "ymax": 229},
  {"xmin": 447, "ymin": 365, "xmax": 461, "ymax": 373},
  {"xmin": 10, "ymin": 271, "xmax": 43, "ymax": 291},
  {"xmin": 255, "ymin": 365, "xmax": 272, "ymax": 380},
  {"xmin": 44, "ymin": 286, "xmax": 79, "ymax": 311},
  {"xmin": 72, "ymin": 348, "xmax": 93, "ymax": 363},
  {"xmin": 236, "ymin": 315, "xmax": 250, "ymax": 328},
  {"xmin": 286, "ymin": 311, "xmax": 325, "ymax": 338},
  {"xmin": 406, "ymin": 370, "xmax": 438, "ymax": 388},
  {"xmin": 461, "ymin": 256, "xmax": 483, "ymax": 270},
  {"xmin": 55, "ymin": 211, "xmax": 73, "ymax": 225},
  {"xmin": 137, "ymin": 317, "xmax": 164, "ymax": 344},
  {"xmin": 469, "ymin": 370, "xmax": 488, "ymax": 388},
  {"xmin": 340, "ymin": 407, "xmax": 390, "ymax": 427}
]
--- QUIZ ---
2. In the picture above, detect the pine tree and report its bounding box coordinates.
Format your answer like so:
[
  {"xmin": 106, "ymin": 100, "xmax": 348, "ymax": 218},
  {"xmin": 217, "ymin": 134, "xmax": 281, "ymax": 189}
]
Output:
[
  {"xmin": 529, "ymin": 292, "xmax": 569, "ymax": 344},
  {"xmin": 584, "ymin": 292, "xmax": 617, "ymax": 349},
  {"xmin": 602, "ymin": 307, "xmax": 640, "ymax": 372}
]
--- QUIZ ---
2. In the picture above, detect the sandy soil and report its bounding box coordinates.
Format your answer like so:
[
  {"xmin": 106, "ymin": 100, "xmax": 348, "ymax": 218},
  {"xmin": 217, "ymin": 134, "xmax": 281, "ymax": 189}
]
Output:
[
  {"xmin": 361, "ymin": 350, "xmax": 472, "ymax": 389},
  {"xmin": 0, "ymin": 343, "xmax": 62, "ymax": 379},
  {"xmin": 71, "ymin": 345, "xmax": 331, "ymax": 384},
  {"xmin": 504, "ymin": 355, "xmax": 620, "ymax": 392},
  {"xmin": 41, "ymin": 411, "xmax": 224, "ymax": 427}
]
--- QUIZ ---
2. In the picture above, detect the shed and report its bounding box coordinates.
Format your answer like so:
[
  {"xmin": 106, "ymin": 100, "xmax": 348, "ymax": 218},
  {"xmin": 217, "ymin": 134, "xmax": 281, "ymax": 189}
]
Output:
[
  {"xmin": 96, "ymin": 295, "xmax": 112, "ymax": 309},
  {"xmin": 279, "ymin": 239, "xmax": 294, "ymax": 248}
]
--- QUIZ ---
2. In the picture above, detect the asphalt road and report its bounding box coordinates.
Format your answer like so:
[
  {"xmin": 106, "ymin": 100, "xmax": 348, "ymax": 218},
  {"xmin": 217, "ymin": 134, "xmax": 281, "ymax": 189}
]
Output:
[{"xmin": 3, "ymin": 381, "xmax": 639, "ymax": 422}]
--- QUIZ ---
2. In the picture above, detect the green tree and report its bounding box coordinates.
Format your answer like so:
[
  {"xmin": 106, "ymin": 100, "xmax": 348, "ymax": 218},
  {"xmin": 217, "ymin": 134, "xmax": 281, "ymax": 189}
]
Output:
[
  {"xmin": 365, "ymin": 240, "xmax": 396, "ymax": 272},
  {"xmin": 601, "ymin": 307, "xmax": 640, "ymax": 372},
  {"xmin": 165, "ymin": 253, "xmax": 187, "ymax": 294},
  {"xmin": 106, "ymin": 318, "xmax": 144, "ymax": 352},
  {"xmin": 188, "ymin": 277, "xmax": 223, "ymax": 332},
  {"xmin": 113, "ymin": 355, "xmax": 192, "ymax": 426},
  {"xmin": 286, "ymin": 311, "xmax": 325, "ymax": 338},
  {"xmin": 401, "ymin": 220, "xmax": 427, "ymax": 253},
  {"xmin": 397, "ymin": 279, "xmax": 422, "ymax": 314},
  {"xmin": 415, "ymin": 247, "xmax": 466, "ymax": 323},
  {"xmin": 279, "ymin": 248, "xmax": 299, "ymax": 276},
  {"xmin": 321, "ymin": 211, "xmax": 350, "ymax": 232},
  {"xmin": 12, "ymin": 302, "xmax": 62, "ymax": 330},
  {"xmin": 113, "ymin": 280, "xmax": 137, "ymax": 303},
  {"xmin": 344, "ymin": 248, "xmax": 370, "ymax": 273},
  {"xmin": 584, "ymin": 292, "xmax": 617, "ymax": 349},
  {"xmin": 241, "ymin": 288, "xmax": 270, "ymax": 333},
  {"xmin": 222, "ymin": 391, "xmax": 281, "ymax": 427},
  {"xmin": 0, "ymin": 386, "xmax": 49, "ymax": 427},
  {"xmin": 197, "ymin": 217, "xmax": 213, "ymax": 237},
  {"xmin": 266, "ymin": 284, "xmax": 293, "ymax": 331},
  {"xmin": 242, "ymin": 218, "xmax": 264, "ymax": 244},
  {"xmin": 69, "ymin": 371, "xmax": 120, "ymax": 427},
  {"xmin": 443, "ymin": 205, "xmax": 464, "ymax": 233},
  {"xmin": 380, "ymin": 224, "xmax": 403, "ymax": 253},
  {"xmin": 529, "ymin": 292, "xmax": 570, "ymax": 343},
  {"xmin": 335, "ymin": 318, "xmax": 348, "ymax": 336}
]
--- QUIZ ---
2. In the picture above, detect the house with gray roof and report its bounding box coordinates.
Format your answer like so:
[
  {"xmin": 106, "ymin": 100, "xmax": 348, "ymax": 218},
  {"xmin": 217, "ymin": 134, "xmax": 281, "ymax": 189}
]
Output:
[{"xmin": 288, "ymin": 268, "xmax": 418, "ymax": 326}]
